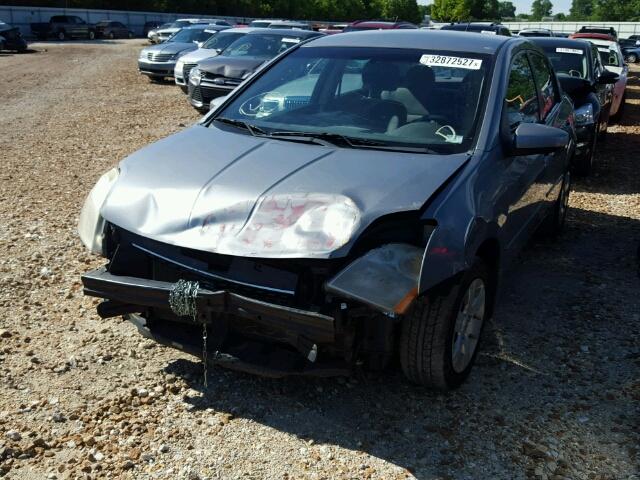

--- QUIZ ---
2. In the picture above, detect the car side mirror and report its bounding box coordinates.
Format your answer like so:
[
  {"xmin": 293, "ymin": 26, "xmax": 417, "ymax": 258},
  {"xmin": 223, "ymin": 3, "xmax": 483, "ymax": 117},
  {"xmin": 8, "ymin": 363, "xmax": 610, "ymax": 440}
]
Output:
[
  {"xmin": 598, "ymin": 70, "xmax": 619, "ymax": 84},
  {"xmin": 509, "ymin": 123, "xmax": 568, "ymax": 156}
]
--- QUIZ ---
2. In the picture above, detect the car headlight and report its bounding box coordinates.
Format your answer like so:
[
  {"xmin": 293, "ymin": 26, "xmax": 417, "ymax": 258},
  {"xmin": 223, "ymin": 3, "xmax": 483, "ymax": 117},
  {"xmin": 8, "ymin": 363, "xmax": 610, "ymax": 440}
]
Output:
[
  {"xmin": 575, "ymin": 103, "xmax": 594, "ymax": 126},
  {"xmin": 78, "ymin": 167, "xmax": 119, "ymax": 255},
  {"xmin": 189, "ymin": 67, "xmax": 202, "ymax": 85},
  {"xmin": 205, "ymin": 194, "xmax": 361, "ymax": 257},
  {"xmin": 175, "ymin": 58, "xmax": 184, "ymax": 71},
  {"xmin": 138, "ymin": 49, "xmax": 148, "ymax": 60}
]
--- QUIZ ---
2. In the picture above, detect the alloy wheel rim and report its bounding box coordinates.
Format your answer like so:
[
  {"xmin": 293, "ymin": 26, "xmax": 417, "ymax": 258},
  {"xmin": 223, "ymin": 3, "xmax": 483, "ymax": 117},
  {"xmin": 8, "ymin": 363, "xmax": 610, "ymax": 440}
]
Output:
[{"xmin": 451, "ymin": 278, "xmax": 486, "ymax": 373}]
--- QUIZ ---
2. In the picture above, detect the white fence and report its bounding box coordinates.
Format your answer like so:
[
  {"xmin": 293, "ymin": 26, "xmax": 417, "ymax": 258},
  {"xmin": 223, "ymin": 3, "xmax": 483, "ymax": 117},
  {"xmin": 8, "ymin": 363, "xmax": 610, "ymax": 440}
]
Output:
[
  {"xmin": 0, "ymin": 4, "xmax": 253, "ymax": 37},
  {"xmin": 501, "ymin": 21, "xmax": 640, "ymax": 38}
]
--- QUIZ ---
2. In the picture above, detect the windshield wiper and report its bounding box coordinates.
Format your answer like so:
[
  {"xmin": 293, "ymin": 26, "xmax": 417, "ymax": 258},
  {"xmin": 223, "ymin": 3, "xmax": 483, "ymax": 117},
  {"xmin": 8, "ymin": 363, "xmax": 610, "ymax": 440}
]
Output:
[
  {"xmin": 268, "ymin": 131, "xmax": 439, "ymax": 153},
  {"xmin": 213, "ymin": 117, "xmax": 266, "ymax": 136}
]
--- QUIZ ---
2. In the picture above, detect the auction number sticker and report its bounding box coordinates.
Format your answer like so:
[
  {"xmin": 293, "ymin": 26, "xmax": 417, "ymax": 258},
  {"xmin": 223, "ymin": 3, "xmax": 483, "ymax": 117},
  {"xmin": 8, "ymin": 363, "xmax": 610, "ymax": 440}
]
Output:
[
  {"xmin": 556, "ymin": 47, "xmax": 583, "ymax": 55},
  {"xmin": 420, "ymin": 54, "xmax": 483, "ymax": 70},
  {"xmin": 598, "ymin": 47, "xmax": 611, "ymax": 52},
  {"xmin": 282, "ymin": 37, "xmax": 301, "ymax": 43}
]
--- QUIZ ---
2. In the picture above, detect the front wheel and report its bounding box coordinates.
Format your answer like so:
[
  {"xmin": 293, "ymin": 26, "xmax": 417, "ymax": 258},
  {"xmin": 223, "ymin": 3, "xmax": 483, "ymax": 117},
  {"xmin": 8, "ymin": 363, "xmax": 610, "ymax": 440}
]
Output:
[
  {"xmin": 108, "ymin": 32, "xmax": 115, "ymax": 39},
  {"xmin": 57, "ymin": 30, "xmax": 66, "ymax": 41},
  {"xmin": 627, "ymin": 53, "xmax": 638, "ymax": 63},
  {"xmin": 575, "ymin": 127, "xmax": 597, "ymax": 176},
  {"xmin": 611, "ymin": 93, "xmax": 626, "ymax": 123},
  {"xmin": 88, "ymin": 30, "xmax": 95, "ymax": 40},
  {"xmin": 400, "ymin": 259, "xmax": 491, "ymax": 390}
]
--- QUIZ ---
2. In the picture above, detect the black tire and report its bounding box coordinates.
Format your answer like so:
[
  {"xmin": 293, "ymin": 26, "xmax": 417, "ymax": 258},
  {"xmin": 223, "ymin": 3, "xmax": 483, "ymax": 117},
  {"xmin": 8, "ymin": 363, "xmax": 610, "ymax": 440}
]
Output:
[
  {"xmin": 109, "ymin": 32, "xmax": 115, "ymax": 40},
  {"xmin": 574, "ymin": 127, "xmax": 597, "ymax": 176},
  {"xmin": 611, "ymin": 94, "xmax": 626, "ymax": 123},
  {"xmin": 538, "ymin": 170, "xmax": 571, "ymax": 238},
  {"xmin": 57, "ymin": 30, "xmax": 66, "ymax": 41},
  {"xmin": 400, "ymin": 259, "xmax": 491, "ymax": 390},
  {"xmin": 180, "ymin": 85, "xmax": 189, "ymax": 94},
  {"xmin": 627, "ymin": 53, "xmax": 638, "ymax": 63},
  {"xmin": 88, "ymin": 30, "xmax": 95, "ymax": 40},
  {"xmin": 128, "ymin": 32, "xmax": 134, "ymax": 39}
]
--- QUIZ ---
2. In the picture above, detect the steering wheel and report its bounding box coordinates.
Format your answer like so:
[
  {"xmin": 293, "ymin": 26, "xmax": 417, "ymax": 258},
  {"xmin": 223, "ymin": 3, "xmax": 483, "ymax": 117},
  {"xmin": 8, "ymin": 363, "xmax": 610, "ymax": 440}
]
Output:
[
  {"xmin": 569, "ymin": 70, "xmax": 582, "ymax": 78},
  {"xmin": 435, "ymin": 125, "xmax": 458, "ymax": 142}
]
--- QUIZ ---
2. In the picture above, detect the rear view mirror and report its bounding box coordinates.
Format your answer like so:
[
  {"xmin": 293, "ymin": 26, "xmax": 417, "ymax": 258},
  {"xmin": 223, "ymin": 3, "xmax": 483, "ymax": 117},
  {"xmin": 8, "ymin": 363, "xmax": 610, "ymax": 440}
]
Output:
[
  {"xmin": 510, "ymin": 123, "xmax": 568, "ymax": 156},
  {"xmin": 598, "ymin": 70, "xmax": 619, "ymax": 84}
]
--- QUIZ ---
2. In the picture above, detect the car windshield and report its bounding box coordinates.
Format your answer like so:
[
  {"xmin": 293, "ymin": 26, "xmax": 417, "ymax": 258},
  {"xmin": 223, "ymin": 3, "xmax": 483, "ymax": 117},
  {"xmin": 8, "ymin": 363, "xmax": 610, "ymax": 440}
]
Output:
[
  {"xmin": 171, "ymin": 21, "xmax": 193, "ymax": 28},
  {"xmin": 220, "ymin": 33, "xmax": 305, "ymax": 58},
  {"xmin": 202, "ymin": 31, "xmax": 246, "ymax": 50},
  {"xmin": 519, "ymin": 31, "xmax": 551, "ymax": 37},
  {"xmin": 168, "ymin": 28, "xmax": 213, "ymax": 43},
  {"xmin": 541, "ymin": 46, "xmax": 588, "ymax": 78},
  {"xmin": 596, "ymin": 47, "xmax": 620, "ymax": 67},
  {"xmin": 213, "ymin": 46, "xmax": 491, "ymax": 154}
]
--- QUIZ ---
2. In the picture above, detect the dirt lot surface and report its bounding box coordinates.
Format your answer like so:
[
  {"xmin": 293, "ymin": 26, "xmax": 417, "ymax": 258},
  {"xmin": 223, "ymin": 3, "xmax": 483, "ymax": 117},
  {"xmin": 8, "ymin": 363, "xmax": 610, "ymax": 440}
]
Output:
[{"xmin": 0, "ymin": 40, "xmax": 639, "ymax": 480}]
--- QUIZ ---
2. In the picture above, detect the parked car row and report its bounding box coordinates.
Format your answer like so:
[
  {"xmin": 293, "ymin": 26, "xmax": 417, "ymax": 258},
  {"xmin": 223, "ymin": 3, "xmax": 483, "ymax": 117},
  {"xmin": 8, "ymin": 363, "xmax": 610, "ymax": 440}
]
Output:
[
  {"xmin": 0, "ymin": 20, "xmax": 27, "ymax": 52},
  {"xmin": 89, "ymin": 25, "xmax": 624, "ymax": 391}
]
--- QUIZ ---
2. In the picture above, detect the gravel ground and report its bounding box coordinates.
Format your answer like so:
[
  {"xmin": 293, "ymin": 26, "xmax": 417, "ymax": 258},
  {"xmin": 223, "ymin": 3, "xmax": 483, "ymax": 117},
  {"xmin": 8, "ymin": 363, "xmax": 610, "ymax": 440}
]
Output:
[{"xmin": 0, "ymin": 40, "xmax": 639, "ymax": 480}]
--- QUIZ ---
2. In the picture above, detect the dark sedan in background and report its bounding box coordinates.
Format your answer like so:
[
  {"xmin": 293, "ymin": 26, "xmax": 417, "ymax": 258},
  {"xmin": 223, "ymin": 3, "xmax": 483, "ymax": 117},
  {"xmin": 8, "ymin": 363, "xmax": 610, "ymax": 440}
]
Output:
[
  {"xmin": 95, "ymin": 21, "xmax": 134, "ymax": 39},
  {"xmin": 138, "ymin": 24, "xmax": 229, "ymax": 81},
  {"xmin": 187, "ymin": 28, "xmax": 323, "ymax": 111},
  {"xmin": 530, "ymin": 37, "xmax": 618, "ymax": 175},
  {"xmin": 80, "ymin": 31, "xmax": 575, "ymax": 390}
]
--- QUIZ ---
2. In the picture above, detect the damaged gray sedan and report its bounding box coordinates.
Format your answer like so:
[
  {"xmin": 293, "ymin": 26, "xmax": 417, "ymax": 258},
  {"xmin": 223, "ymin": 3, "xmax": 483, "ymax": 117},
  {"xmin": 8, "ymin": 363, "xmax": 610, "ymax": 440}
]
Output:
[{"xmin": 79, "ymin": 30, "xmax": 575, "ymax": 389}]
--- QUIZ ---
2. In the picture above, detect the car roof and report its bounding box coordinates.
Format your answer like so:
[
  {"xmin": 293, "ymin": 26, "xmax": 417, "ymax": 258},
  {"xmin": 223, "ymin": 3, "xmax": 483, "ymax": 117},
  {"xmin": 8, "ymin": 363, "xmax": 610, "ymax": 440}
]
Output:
[
  {"xmin": 527, "ymin": 37, "xmax": 591, "ymax": 50},
  {"xmin": 217, "ymin": 27, "xmax": 259, "ymax": 34},
  {"xmin": 183, "ymin": 24, "xmax": 226, "ymax": 30},
  {"xmin": 349, "ymin": 20, "xmax": 412, "ymax": 27},
  {"xmin": 245, "ymin": 28, "xmax": 320, "ymax": 37},
  {"xmin": 301, "ymin": 29, "xmax": 511, "ymax": 54},
  {"xmin": 441, "ymin": 22, "xmax": 506, "ymax": 30}
]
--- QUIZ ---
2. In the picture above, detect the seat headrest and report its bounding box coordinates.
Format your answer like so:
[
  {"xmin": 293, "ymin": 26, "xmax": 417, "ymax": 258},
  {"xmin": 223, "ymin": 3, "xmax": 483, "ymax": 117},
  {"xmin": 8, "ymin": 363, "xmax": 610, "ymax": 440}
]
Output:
[
  {"xmin": 405, "ymin": 64, "xmax": 435, "ymax": 89},
  {"xmin": 362, "ymin": 61, "xmax": 400, "ymax": 92}
]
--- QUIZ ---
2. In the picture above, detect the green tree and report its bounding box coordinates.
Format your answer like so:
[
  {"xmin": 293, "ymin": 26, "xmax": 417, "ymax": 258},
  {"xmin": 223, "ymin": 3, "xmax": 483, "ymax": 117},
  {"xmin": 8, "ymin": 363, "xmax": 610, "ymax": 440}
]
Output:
[
  {"xmin": 432, "ymin": 0, "xmax": 471, "ymax": 21},
  {"xmin": 569, "ymin": 0, "xmax": 594, "ymax": 19},
  {"xmin": 384, "ymin": 0, "xmax": 422, "ymax": 23},
  {"xmin": 498, "ymin": 1, "xmax": 516, "ymax": 18},
  {"xmin": 418, "ymin": 3, "xmax": 433, "ymax": 17},
  {"xmin": 530, "ymin": 0, "xmax": 553, "ymax": 19},
  {"xmin": 591, "ymin": 0, "xmax": 640, "ymax": 20}
]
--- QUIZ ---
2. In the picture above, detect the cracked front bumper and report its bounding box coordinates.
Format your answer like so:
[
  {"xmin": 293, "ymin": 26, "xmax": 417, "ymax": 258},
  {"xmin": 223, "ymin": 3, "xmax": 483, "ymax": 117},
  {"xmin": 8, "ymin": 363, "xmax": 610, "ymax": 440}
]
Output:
[
  {"xmin": 81, "ymin": 267, "xmax": 348, "ymax": 377},
  {"xmin": 82, "ymin": 267, "xmax": 336, "ymax": 344}
]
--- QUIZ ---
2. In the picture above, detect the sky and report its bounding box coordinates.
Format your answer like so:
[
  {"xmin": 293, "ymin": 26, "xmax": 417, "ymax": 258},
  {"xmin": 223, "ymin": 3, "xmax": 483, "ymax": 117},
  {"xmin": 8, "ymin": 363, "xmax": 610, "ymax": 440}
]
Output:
[{"xmin": 417, "ymin": 0, "xmax": 572, "ymax": 15}]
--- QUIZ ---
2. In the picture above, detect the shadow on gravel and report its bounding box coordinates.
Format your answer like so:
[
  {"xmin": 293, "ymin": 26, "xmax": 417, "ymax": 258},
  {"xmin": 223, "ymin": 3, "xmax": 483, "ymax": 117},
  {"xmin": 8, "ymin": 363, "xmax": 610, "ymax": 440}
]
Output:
[
  {"xmin": 572, "ymin": 68, "xmax": 640, "ymax": 195},
  {"xmin": 163, "ymin": 207, "xmax": 640, "ymax": 478},
  {"xmin": 0, "ymin": 49, "xmax": 39, "ymax": 56}
]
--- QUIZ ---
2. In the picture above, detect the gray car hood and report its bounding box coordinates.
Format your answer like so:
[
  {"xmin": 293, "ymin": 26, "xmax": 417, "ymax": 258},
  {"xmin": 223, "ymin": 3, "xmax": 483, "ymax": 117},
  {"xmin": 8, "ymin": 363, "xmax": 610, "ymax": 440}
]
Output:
[
  {"xmin": 145, "ymin": 42, "xmax": 198, "ymax": 55},
  {"xmin": 197, "ymin": 56, "xmax": 267, "ymax": 79},
  {"xmin": 101, "ymin": 126, "xmax": 469, "ymax": 258}
]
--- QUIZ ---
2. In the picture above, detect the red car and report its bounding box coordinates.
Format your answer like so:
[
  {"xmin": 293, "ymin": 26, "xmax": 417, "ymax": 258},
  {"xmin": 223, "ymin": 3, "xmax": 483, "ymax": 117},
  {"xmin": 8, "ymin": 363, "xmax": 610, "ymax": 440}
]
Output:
[
  {"xmin": 569, "ymin": 32, "xmax": 616, "ymax": 42},
  {"xmin": 343, "ymin": 20, "xmax": 417, "ymax": 32}
]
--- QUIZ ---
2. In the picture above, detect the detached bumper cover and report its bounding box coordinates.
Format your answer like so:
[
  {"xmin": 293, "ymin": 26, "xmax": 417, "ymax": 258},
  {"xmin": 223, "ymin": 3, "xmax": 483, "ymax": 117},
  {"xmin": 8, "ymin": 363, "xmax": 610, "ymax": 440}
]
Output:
[{"xmin": 81, "ymin": 267, "xmax": 335, "ymax": 344}]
